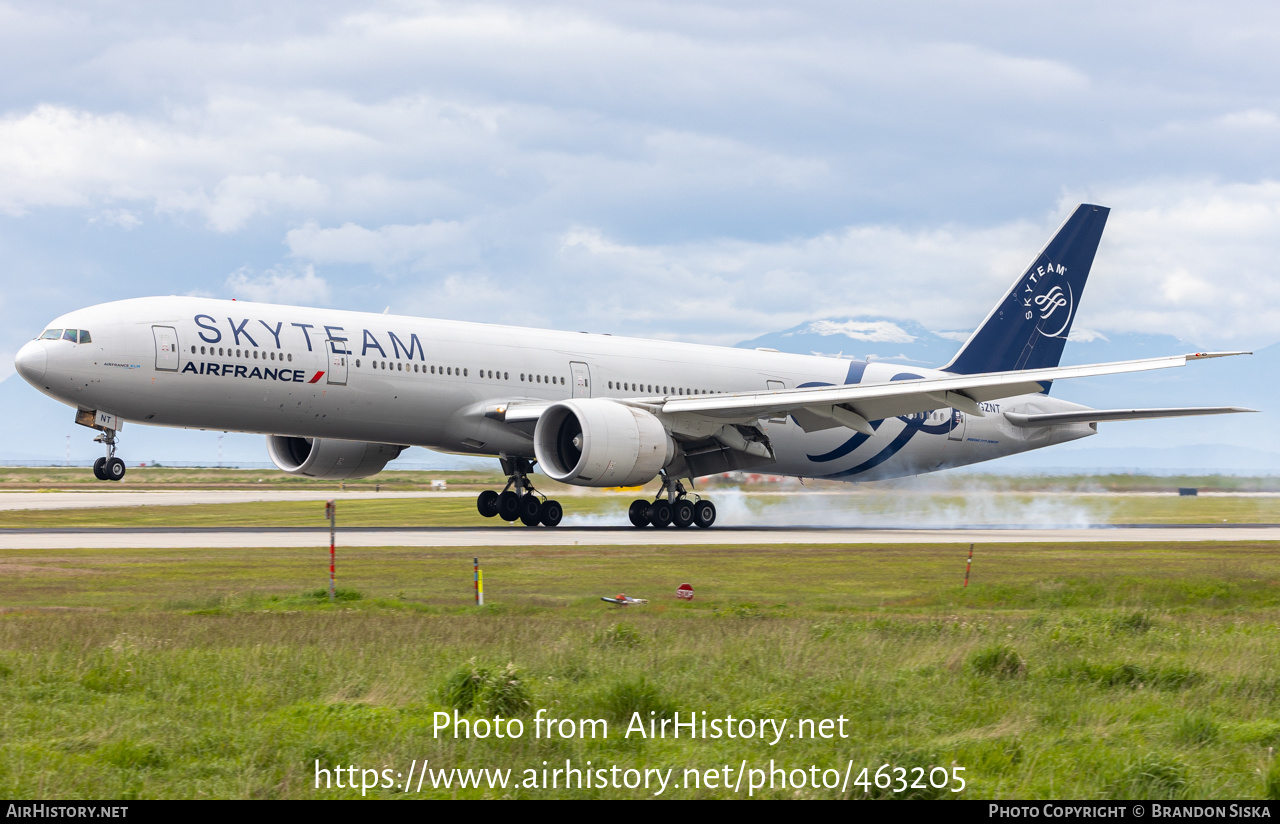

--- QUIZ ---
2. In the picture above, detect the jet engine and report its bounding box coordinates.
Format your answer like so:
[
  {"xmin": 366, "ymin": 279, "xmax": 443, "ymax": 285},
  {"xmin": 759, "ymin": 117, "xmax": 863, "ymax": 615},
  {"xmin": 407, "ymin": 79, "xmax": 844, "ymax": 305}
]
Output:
[
  {"xmin": 533, "ymin": 399, "xmax": 675, "ymax": 487},
  {"xmin": 266, "ymin": 436, "xmax": 406, "ymax": 479}
]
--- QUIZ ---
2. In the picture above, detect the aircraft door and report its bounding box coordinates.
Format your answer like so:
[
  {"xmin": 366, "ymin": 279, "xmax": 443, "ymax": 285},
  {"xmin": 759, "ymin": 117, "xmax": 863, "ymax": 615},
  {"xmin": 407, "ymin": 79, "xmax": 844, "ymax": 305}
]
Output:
[
  {"xmin": 327, "ymin": 339, "xmax": 348, "ymax": 386},
  {"xmin": 570, "ymin": 361, "xmax": 591, "ymax": 398},
  {"xmin": 153, "ymin": 326, "xmax": 179, "ymax": 372},
  {"xmin": 949, "ymin": 409, "xmax": 966, "ymax": 441}
]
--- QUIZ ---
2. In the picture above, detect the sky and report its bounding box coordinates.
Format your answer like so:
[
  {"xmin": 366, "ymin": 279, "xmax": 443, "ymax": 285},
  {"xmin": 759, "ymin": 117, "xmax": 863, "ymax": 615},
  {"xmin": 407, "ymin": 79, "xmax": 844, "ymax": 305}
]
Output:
[{"xmin": 2, "ymin": 1, "xmax": 1279, "ymax": 463}]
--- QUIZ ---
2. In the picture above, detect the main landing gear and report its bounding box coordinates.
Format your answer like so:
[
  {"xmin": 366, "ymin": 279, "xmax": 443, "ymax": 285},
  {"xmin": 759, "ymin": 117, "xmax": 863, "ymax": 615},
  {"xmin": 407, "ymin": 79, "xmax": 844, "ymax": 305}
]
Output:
[
  {"xmin": 91, "ymin": 428, "xmax": 126, "ymax": 482},
  {"xmin": 628, "ymin": 476, "xmax": 716, "ymax": 529},
  {"xmin": 476, "ymin": 458, "xmax": 563, "ymax": 528}
]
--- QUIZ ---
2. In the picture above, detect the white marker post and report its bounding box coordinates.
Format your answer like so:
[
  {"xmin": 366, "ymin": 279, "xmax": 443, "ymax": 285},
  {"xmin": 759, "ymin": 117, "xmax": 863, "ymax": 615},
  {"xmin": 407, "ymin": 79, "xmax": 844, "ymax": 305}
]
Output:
[{"xmin": 326, "ymin": 500, "xmax": 336, "ymax": 602}]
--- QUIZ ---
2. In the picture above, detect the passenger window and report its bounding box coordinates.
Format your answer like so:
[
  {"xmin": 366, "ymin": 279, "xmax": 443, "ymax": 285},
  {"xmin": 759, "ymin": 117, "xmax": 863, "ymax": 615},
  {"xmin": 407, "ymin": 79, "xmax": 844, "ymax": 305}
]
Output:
[{"xmin": 40, "ymin": 329, "xmax": 62, "ymax": 340}]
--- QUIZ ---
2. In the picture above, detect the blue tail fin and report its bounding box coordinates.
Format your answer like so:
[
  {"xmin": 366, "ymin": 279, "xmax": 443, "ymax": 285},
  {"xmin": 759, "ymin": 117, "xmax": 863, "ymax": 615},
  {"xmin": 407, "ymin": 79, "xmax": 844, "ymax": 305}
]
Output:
[{"xmin": 943, "ymin": 204, "xmax": 1109, "ymax": 375}]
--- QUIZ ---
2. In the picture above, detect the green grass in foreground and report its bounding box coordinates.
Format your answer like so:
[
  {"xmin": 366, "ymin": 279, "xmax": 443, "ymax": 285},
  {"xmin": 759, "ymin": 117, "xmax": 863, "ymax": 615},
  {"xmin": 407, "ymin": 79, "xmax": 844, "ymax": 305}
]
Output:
[
  {"xmin": 2, "ymin": 491, "xmax": 1279, "ymax": 528},
  {"xmin": 1, "ymin": 540, "xmax": 1280, "ymax": 799}
]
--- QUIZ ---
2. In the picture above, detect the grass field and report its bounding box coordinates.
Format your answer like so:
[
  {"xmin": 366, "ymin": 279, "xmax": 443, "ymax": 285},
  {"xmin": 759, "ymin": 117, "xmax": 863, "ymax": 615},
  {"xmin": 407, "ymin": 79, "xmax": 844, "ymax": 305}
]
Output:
[{"xmin": 3, "ymin": 534, "xmax": 1280, "ymax": 799}]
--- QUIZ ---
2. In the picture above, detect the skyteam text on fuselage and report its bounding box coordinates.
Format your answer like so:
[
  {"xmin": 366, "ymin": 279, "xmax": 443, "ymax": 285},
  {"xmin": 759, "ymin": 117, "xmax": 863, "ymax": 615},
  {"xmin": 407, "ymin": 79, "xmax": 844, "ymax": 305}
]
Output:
[{"xmin": 13, "ymin": 204, "xmax": 1254, "ymax": 528}]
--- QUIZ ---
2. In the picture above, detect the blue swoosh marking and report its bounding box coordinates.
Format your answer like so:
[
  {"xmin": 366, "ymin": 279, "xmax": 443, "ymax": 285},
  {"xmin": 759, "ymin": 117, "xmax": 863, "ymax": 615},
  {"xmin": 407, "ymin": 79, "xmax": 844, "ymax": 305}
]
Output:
[
  {"xmin": 806, "ymin": 370, "xmax": 928, "ymax": 463},
  {"xmin": 821, "ymin": 422, "xmax": 919, "ymax": 478},
  {"xmin": 817, "ymin": 414, "xmax": 951, "ymax": 479},
  {"xmin": 806, "ymin": 427, "xmax": 876, "ymax": 462}
]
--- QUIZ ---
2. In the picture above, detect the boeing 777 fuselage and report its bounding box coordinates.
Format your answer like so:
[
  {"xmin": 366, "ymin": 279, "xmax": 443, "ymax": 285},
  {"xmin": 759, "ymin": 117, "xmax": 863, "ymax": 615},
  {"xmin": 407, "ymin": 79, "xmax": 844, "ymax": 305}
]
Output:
[{"xmin": 12, "ymin": 205, "xmax": 1253, "ymax": 528}]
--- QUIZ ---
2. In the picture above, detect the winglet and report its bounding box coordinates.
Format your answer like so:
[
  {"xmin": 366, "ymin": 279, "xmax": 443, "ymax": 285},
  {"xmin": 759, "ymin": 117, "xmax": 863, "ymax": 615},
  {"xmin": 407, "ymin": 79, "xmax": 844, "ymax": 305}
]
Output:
[{"xmin": 1187, "ymin": 351, "xmax": 1252, "ymax": 360}]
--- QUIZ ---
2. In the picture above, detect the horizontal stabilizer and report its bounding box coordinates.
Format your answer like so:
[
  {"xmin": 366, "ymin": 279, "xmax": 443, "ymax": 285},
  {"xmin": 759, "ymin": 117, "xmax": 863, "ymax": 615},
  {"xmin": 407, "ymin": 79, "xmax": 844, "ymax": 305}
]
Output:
[{"xmin": 1004, "ymin": 406, "xmax": 1257, "ymax": 428}]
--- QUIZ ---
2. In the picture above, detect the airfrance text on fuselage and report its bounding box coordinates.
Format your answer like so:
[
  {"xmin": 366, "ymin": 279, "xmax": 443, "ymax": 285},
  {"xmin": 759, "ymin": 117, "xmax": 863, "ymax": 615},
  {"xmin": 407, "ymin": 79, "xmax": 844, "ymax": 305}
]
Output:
[{"xmin": 182, "ymin": 362, "xmax": 311, "ymax": 383}]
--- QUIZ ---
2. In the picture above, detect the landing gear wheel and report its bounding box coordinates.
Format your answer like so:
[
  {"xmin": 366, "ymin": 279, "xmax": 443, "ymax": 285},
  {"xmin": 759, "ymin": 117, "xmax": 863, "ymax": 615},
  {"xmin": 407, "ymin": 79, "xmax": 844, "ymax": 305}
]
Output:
[
  {"xmin": 497, "ymin": 490, "xmax": 521, "ymax": 522},
  {"xmin": 672, "ymin": 499, "xmax": 695, "ymax": 528},
  {"xmin": 648, "ymin": 500, "xmax": 673, "ymax": 528},
  {"xmin": 628, "ymin": 499, "xmax": 650, "ymax": 528},
  {"xmin": 540, "ymin": 499, "xmax": 563, "ymax": 527},
  {"xmin": 93, "ymin": 457, "xmax": 108, "ymax": 481},
  {"xmin": 477, "ymin": 490, "xmax": 499, "ymax": 518},
  {"xmin": 693, "ymin": 499, "xmax": 716, "ymax": 528},
  {"xmin": 105, "ymin": 457, "xmax": 126, "ymax": 482},
  {"xmin": 519, "ymin": 495, "xmax": 543, "ymax": 527}
]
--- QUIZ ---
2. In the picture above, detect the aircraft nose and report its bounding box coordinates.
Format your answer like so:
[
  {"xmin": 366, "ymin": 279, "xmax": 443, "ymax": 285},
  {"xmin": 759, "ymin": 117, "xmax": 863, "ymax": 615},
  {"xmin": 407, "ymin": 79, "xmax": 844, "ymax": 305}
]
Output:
[{"xmin": 14, "ymin": 341, "xmax": 46, "ymax": 384}]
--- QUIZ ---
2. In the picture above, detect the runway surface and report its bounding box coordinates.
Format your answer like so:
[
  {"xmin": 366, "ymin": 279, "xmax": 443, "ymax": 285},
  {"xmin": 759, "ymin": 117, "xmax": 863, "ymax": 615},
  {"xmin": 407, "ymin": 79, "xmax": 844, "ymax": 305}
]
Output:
[
  {"xmin": 3, "ymin": 524, "xmax": 1278, "ymax": 548},
  {"xmin": 3, "ymin": 488, "xmax": 1277, "ymax": 511}
]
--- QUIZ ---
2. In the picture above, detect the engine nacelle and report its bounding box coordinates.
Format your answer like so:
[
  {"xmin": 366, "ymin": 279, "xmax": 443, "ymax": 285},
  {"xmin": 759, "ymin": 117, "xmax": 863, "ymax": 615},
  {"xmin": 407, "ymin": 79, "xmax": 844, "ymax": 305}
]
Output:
[
  {"xmin": 266, "ymin": 436, "xmax": 406, "ymax": 479},
  {"xmin": 534, "ymin": 399, "xmax": 675, "ymax": 487}
]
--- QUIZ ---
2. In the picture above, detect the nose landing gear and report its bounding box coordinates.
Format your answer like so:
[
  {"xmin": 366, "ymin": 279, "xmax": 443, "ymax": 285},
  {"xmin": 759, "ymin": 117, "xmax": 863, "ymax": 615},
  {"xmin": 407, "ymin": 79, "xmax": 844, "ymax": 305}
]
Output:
[
  {"xmin": 629, "ymin": 476, "xmax": 716, "ymax": 529},
  {"xmin": 475, "ymin": 457, "xmax": 563, "ymax": 527},
  {"xmin": 91, "ymin": 429, "xmax": 126, "ymax": 482}
]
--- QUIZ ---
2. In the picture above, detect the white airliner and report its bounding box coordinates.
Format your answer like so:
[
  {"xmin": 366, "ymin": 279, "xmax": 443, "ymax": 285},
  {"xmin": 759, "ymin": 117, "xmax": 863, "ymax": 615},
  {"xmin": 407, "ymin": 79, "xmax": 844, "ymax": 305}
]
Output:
[{"xmin": 13, "ymin": 204, "xmax": 1253, "ymax": 529}]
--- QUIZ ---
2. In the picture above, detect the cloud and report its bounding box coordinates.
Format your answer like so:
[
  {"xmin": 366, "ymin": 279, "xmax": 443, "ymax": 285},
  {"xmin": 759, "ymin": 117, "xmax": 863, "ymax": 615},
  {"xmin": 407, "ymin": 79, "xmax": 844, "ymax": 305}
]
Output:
[
  {"xmin": 89, "ymin": 209, "xmax": 141, "ymax": 229},
  {"xmin": 285, "ymin": 219, "xmax": 471, "ymax": 268},
  {"xmin": 798, "ymin": 320, "xmax": 918, "ymax": 343},
  {"xmin": 1067, "ymin": 328, "xmax": 1109, "ymax": 343},
  {"xmin": 5, "ymin": 2, "xmax": 1280, "ymax": 357},
  {"xmin": 225, "ymin": 264, "xmax": 331, "ymax": 305},
  {"xmin": 1069, "ymin": 179, "xmax": 1280, "ymax": 345}
]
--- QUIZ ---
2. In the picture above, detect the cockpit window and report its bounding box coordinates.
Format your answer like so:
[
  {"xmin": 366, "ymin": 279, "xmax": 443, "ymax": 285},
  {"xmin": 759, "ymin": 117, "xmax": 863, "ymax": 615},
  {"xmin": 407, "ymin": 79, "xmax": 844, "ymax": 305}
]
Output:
[
  {"xmin": 40, "ymin": 329, "xmax": 62, "ymax": 340},
  {"xmin": 78, "ymin": 330, "xmax": 92, "ymax": 344},
  {"xmin": 62, "ymin": 329, "xmax": 78, "ymax": 342}
]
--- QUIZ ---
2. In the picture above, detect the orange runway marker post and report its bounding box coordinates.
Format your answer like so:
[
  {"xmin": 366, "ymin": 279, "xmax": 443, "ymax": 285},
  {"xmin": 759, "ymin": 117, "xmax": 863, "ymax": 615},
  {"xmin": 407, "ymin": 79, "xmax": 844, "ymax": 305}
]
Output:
[{"xmin": 325, "ymin": 500, "xmax": 336, "ymax": 602}]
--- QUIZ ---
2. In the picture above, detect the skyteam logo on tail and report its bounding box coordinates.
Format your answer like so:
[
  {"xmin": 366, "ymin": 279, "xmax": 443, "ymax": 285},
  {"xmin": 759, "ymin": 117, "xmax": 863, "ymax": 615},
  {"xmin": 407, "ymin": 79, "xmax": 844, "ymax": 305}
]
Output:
[{"xmin": 1024, "ymin": 261, "xmax": 1073, "ymax": 338}]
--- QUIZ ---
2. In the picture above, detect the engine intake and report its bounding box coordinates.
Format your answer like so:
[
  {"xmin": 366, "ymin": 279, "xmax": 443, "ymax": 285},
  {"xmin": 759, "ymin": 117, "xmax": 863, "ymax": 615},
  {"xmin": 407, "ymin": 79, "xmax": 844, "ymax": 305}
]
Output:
[
  {"xmin": 533, "ymin": 399, "xmax": 675, "ymax": 487},
  {"xmin": 266, "ymin": 436, "xmax": 406, "ymax": 479}
]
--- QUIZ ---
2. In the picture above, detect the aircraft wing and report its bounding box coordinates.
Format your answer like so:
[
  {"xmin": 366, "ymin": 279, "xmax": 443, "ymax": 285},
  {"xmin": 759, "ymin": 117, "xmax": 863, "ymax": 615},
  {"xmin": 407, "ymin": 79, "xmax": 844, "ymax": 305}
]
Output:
[
  {"xmin": 482, "ymin": 352, "xmax": 1251, "ymax": 437},
  {"xmin": 650, "ymin": 352, "xmax": 1251, "ymax": 433},
  {"xmin": 1004, "ymin": 406, "xmax": 1257, "ymax": 427}
]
